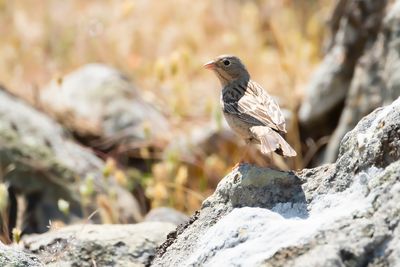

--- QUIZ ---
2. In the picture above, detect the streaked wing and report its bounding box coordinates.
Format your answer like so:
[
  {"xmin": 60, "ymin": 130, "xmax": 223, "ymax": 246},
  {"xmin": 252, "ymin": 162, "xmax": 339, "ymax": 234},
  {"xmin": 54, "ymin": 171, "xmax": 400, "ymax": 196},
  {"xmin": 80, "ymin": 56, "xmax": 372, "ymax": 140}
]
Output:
[{"xmin": 223, "ymin": 80, "xmax": 287, "ymax": 132}]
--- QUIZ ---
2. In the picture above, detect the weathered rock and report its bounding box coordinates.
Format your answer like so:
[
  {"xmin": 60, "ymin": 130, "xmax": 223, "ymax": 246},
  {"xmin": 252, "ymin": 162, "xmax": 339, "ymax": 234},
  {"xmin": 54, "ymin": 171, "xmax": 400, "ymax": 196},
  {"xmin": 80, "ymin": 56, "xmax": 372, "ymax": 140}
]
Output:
[
  {"xmin": 144, "ymin": 207, "xmax": 189, "ymax": 226},
  {"xmin": 0, "ymin": 243, "xmax": 41, "ymax": 267},
  {"xmin": 23, "ymin": 222, "xmax": 175, "ymax": 267},
  {"xmin": 40, "ymin": 64, "xmax": 169, "ymax": 152},
  {"xmin": 299, "ymin": 0, "xmax": 387, "ymax": 138},
  {"xmin": 151, "ymin": 97, "xmax": 400, "ymax": 266},
  {"xmin": 0, "ymin": 88, "xmax": 142, "ymax": 233},
  {"xmin": 324, "ymin": 1, "xmax": 400, "ymax": 162}
]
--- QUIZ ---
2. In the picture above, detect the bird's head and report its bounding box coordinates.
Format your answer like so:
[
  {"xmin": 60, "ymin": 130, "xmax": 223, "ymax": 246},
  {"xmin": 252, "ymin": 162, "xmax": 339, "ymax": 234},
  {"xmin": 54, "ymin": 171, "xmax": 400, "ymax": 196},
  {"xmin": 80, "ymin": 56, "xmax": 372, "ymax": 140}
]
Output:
[{"xmin": 203, "ymin": 55, "xmax": 250, "ymax": 86}]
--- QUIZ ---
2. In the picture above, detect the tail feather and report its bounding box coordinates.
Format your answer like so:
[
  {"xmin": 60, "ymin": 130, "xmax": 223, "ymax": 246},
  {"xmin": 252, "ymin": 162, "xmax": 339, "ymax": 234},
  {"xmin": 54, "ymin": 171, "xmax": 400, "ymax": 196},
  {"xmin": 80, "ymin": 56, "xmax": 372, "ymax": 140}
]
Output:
[{"xmin": 250, "ymin": 126, "xmax": 297, "ymax": 157}]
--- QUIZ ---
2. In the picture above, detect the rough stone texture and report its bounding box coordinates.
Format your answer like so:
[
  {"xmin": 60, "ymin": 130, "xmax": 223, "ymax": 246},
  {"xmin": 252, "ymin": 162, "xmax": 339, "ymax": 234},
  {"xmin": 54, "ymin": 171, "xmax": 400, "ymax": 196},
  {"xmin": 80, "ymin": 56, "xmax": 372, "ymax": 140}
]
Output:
[
  {"xmin": 0, "ymin": 88, "xmax": 141, "ymax": 233},
  {"xmin": 0, "ymin": 243, "xmax": 41, "ymax": 267},
  {"xmin": 151, "ymin": 97, "xmax": 400, "ymax": 266},
  {"xmin": 23, "ymin": 222, "xmax": 175, "ymax": 267},
  {"xmin": 299, "ymin": 0, "xmax": 387, "ymax": 138},
  {"xmin": 324, "ymin": 0, "xmax": 400, "ymax": 162},
  {"xmin": 40, "ymin": 64, "xmax": 169, "ymax": 152}
]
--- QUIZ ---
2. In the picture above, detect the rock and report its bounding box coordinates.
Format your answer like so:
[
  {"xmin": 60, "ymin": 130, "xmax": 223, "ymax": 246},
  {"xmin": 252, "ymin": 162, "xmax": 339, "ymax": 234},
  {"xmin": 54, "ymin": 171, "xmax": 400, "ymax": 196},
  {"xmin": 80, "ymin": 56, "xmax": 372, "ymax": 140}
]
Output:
[
  {"xmin": 152, "ymin": 166, "xmax": 308, "ymax": 266},
  {"xmin": 23, "ymin": 222, "xmax": 175, "ymax": 267},
  {"xmin": 299, "ymin": 0, "xmax": 387, "ymax": 138},
  {"xmin": 151, "ymin": 97, "xmax": 400, "ymax": 266},
  {"xmin": 40, "ymin": 64, "xmax": 169, "ymax": 152},
  {"xmin": 0, "ymin": 88, "xmax": 142, "ymax": 233},
  {"xmin": 145, "ymin": 207, "xmax": 189, "ymax": 227},
  {"xmin": 324, "ymin": 0, "xmax": 400, "ymax": 162},
  {"xmin": 0, "ymin": 243, "xmax": 41, "ymax": 267}
]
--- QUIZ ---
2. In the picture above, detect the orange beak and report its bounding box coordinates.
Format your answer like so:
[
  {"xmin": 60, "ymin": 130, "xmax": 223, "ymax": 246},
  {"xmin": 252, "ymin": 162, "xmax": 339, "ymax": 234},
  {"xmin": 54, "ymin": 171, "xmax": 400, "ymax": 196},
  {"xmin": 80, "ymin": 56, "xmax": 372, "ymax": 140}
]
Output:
[{"xmin": 203, "ymin": 60, "xmax": 216, "ymax": 70}]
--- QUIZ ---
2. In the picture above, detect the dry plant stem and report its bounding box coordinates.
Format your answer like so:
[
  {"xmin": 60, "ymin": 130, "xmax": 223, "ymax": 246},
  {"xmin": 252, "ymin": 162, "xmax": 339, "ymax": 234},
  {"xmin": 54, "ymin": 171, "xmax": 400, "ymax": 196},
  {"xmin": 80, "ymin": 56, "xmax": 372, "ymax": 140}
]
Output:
[
  {"xmin": 302, "ymin": 136, "xmax": 330, "ymax": 167},
  {"xmin": 289, "ymin": 114, "xmax": 303, "ymax": 169},
  {"xmin": 163, "ymin": 182, "xmax": 205, "ymax": 203},
  {"xmin": 0, "ymin": 211, "xmax": 11, "ymax": 244},
  {"xmin": 15, "ymin": 194, "xmax": 26, "ymax": 232},
  {"xmin": 268, "ymin": 153, "xmax": 289, "ymax": 171}
]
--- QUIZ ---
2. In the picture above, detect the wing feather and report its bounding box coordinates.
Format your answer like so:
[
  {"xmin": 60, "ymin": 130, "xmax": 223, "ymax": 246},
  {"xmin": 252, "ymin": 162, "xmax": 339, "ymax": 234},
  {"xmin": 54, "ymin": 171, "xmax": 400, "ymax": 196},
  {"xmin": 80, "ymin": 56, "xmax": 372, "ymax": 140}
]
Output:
[{"xmin": 222, "ymin": 81, "xmax": 287, "ymax": 133}]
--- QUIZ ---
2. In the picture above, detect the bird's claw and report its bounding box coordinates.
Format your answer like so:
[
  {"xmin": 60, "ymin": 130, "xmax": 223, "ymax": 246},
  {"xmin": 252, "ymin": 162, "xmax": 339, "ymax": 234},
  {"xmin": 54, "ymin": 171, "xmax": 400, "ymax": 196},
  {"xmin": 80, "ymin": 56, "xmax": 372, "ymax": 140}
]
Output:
[{"xmin": 232, "ymin": 161, "xmax": 244, "ymax": 170}]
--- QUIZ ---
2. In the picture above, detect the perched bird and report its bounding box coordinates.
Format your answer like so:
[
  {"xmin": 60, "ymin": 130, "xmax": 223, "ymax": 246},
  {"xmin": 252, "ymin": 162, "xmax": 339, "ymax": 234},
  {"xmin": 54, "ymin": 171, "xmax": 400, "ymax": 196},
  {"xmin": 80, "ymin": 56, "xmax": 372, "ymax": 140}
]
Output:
[{"xmin": 204, "ymin": 55, "xmax": 296, "ymax": 158}]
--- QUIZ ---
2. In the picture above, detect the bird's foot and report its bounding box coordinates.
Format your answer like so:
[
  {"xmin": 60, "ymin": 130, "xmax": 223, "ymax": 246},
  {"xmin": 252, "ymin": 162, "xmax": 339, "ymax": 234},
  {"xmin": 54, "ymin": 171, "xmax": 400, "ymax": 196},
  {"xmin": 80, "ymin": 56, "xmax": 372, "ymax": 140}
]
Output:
[{"xmin": 232, "ymin": 161, "xmax": 245, "ymax": 170}]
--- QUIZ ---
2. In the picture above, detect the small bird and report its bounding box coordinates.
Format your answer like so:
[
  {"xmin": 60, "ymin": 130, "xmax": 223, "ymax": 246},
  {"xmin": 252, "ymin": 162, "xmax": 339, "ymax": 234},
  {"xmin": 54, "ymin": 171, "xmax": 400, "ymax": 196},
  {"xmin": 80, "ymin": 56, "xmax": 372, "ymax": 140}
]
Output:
[{"xmin": 204, "ymin": 55, "xmax": 296, "ymax": 158}]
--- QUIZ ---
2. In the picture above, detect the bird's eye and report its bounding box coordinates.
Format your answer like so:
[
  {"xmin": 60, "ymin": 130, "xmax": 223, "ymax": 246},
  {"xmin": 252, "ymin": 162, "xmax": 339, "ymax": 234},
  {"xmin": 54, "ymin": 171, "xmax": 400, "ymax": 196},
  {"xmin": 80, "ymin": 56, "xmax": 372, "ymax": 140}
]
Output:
[{"xmin": 223, "ymin": 59, "xmax": 231, "ymax": 66}]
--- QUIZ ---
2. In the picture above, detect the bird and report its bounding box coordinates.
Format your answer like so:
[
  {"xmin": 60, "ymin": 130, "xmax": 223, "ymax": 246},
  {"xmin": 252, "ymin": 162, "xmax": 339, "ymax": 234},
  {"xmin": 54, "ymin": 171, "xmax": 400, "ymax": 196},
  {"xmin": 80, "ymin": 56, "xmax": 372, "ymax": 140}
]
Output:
[{"xmin": 203, "ymin": 55, "xmax": 297, "ymax": 160}]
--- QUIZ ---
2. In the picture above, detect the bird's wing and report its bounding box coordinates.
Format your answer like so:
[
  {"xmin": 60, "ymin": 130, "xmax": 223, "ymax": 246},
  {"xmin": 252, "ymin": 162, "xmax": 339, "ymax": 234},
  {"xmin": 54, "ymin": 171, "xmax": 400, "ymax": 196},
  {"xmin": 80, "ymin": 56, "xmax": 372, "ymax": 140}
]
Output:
[{"xmin": 223, "ymin": 81, "xmax": 287, "ymax": 133}]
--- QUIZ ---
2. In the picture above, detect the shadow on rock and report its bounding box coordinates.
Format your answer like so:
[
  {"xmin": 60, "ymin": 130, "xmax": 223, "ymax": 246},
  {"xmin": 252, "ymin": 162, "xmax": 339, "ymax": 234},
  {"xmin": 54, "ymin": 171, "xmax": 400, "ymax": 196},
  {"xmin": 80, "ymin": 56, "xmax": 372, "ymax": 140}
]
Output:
[{"xmin": 230, "ymin": 164, "xmax": 308, "ymax": 219}]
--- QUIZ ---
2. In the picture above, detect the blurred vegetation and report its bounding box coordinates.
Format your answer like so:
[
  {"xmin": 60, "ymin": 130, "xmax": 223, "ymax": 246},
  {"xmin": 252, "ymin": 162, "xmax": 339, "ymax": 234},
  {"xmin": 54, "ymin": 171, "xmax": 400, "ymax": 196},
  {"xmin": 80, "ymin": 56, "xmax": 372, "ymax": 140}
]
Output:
[{"xmin": 0, "ymin": 0, "xmax": 333, "ymax": 222}]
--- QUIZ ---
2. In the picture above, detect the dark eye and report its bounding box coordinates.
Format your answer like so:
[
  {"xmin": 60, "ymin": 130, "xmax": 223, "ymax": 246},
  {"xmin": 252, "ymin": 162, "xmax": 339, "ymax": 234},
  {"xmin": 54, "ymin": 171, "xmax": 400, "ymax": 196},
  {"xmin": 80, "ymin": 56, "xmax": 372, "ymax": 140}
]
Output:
[{"xmin": 223, "ymin": 59, "xmax": 231, "ymax": 66}]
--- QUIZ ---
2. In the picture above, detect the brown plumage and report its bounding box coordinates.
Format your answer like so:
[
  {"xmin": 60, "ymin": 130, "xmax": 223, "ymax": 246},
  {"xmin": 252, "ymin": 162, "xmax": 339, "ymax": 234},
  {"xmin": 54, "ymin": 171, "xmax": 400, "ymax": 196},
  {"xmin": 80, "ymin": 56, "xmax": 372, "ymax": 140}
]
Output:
[{"xmin": 204, "ymin": 55, "xmax": 296, "ymax": 157}]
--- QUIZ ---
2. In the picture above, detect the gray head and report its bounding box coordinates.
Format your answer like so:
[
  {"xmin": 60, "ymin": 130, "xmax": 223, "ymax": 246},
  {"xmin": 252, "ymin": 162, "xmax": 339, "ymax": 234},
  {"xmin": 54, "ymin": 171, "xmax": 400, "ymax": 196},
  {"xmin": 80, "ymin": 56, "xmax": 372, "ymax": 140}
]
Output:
[{"xmin": 204, "ymin": 55, "xmax": 250, "ymax": 86}]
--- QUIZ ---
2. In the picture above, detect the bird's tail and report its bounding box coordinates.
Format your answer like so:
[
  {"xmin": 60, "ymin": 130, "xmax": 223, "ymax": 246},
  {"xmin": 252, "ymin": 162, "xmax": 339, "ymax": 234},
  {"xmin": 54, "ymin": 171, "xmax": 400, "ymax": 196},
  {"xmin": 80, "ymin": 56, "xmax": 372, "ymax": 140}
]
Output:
[{"xmin": 250, "ymin": 126, "xmax": 297, "ymax": 157}]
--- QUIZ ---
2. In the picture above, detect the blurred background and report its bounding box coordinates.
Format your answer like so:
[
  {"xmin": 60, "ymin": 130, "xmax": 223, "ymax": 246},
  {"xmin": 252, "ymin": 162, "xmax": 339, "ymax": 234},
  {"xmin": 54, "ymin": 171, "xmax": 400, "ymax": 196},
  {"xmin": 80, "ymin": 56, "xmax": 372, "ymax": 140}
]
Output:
[{"xmin": 3, "ymin": 0, "xmax": 392, "ymax": 242}]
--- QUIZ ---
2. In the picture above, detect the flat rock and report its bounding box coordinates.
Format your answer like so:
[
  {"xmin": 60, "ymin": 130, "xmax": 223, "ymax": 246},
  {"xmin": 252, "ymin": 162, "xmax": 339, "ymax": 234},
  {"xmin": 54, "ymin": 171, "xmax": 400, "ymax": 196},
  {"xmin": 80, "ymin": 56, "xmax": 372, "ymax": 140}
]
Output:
[{"xmin": 24, "ymin": 222, "xmax": 175, "ymax": 267}]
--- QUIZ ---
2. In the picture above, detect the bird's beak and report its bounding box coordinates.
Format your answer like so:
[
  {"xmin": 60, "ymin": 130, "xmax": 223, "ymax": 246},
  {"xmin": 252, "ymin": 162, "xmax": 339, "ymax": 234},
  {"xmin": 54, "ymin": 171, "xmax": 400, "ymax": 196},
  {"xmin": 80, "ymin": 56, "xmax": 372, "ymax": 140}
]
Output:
[{"xmin": 203, "ymin": 60, "xmax": 216, "ymax": 70}]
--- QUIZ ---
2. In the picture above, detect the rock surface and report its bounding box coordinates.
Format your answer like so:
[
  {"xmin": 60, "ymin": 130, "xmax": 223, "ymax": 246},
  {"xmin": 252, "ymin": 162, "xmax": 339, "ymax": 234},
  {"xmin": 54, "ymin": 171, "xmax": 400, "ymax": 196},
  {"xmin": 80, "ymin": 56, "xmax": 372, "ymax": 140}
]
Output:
[
  {"xmin": 40, "ymin": 64, "xmax": 169, "ymax": 151},
  {"xmin": 0, "ymin": 88, "xmax": 141, "ymax": 233},
  {"xmin": 0, "ymin": 243, "xmax": 41, "ymax": 267},
  {"xmin": 151, "ymin": 97, "xmax": 400, "ymax": 266},
  {"xmin": 22, "ymin": 222, "xmax": 175, "ymax": 267}
]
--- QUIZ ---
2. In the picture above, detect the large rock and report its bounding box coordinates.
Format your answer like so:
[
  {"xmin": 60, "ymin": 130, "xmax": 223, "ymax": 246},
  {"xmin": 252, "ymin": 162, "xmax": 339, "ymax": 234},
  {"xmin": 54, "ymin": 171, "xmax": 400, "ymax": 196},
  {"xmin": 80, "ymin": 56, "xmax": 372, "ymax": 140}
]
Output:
[
  {"xmin": 151, "ymin": 97, "xmax": 400, "ymax": 266},
  {"xmin": 0, "ymin": 88, "xmax": 141, "ymax": 233},
  {"xmin": 40, "ymin": 64, "xmax": 169, "ymax": 152},
  {"xmin": 299, "ymin": 0, "xmax": 387, "ymax": 138},
  {"xmin": 324, "ymin": 0, "xmax": 400, "ymax": 162},
  {"xmin": 23, "ymin": 222, "xmax": 175, "ymax": 267}
]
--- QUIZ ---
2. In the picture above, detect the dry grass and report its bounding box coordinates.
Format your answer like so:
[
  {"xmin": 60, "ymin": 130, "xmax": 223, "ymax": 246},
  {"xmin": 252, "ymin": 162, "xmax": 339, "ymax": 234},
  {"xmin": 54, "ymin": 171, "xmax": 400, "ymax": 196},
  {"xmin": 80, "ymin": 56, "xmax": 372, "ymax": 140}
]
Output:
[{"xmin": 0, "ymin": 0, "xmax": 333, "ymax": 214}]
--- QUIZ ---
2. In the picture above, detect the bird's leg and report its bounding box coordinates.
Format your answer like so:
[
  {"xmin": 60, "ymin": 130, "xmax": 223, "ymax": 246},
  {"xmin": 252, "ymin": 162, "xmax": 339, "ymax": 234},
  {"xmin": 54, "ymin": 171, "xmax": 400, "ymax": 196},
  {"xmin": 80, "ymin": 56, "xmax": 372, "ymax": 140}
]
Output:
[{"xmin": 232, "ymin": 141, "xmax": 250, "ymax": 170}]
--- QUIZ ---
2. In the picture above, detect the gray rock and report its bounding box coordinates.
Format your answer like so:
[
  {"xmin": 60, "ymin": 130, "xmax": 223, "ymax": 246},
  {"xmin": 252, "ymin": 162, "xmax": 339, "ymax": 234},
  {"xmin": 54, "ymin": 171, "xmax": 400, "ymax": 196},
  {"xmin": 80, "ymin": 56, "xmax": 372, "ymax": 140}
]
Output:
[
  {"xmin": 152, "ymin": 166, "xmax": 308, "ymax": 266},
  {"xmin": 23, "ymin": 222, "xmax": 175, "ymax": 267},
  {"xmin": 0, "ymin": 88, "xmax": 142, "ymax": 233},
  {"xmin": 151, "ymin": 97, "xmax": 400, "ymax": 266},
  {"xmin": 299, "ymin": 0, "xmax": 387, "ymax": 137},
  {"xmin": 40, "ymin": 64, "xmax": 169, "ymax": 150},
  {"xmin": 145, "ymin": 207, "xmax": 189, "ymax": 226},
  {"xmin": 0, "ymin": 243, "xmax": 41, "ymax": 267},
  {"xmin": 324, "ymin": 0, "xmax": 400, "ymax": 162}
]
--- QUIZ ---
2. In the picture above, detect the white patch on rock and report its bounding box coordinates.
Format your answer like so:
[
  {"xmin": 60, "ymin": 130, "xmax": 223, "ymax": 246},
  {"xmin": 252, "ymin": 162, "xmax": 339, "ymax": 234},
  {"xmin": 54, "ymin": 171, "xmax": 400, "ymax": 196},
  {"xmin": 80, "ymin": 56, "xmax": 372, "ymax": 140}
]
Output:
[{"xmin": 185, "ymin": 167, "xmax": 382, "ymax": 266}]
